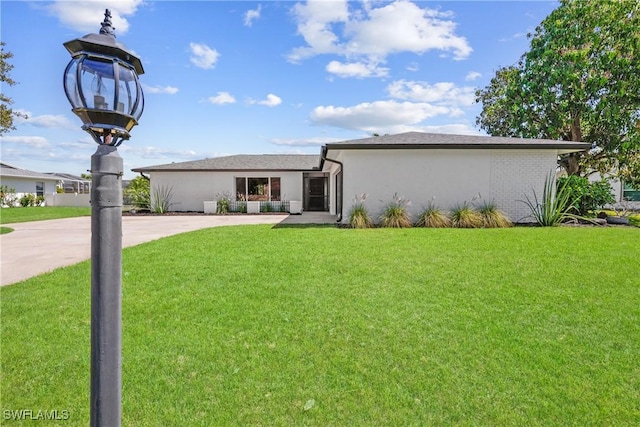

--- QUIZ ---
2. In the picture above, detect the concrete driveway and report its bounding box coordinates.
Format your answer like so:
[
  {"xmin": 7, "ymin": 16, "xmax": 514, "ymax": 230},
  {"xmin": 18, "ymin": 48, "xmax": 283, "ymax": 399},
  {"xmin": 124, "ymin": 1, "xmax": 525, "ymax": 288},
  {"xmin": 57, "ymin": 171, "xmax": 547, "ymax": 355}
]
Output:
[{"xmin": 1, "ymin": 214, "xmax": 287, "ymax": 286}]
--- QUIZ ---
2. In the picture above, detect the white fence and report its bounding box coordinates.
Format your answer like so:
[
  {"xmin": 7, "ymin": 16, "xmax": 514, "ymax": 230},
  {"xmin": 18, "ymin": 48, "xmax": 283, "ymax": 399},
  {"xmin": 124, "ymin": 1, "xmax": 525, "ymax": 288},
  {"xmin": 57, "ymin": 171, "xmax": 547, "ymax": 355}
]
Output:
[{"xmin": 45, "ymin": 193, "xmax": 91, "ymax": 207}]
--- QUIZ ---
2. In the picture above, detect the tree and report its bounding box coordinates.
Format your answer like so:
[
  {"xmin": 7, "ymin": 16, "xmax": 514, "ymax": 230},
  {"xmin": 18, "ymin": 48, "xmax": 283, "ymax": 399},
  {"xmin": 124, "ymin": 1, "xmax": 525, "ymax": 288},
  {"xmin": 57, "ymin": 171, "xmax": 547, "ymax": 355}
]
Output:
[
  {"xmin": 475, "ymin": 0, "xmax": 640, "ymax": 188},
  {"xmin": 0, "ymin": 42, "xmax": 27, "ymax": 136}
]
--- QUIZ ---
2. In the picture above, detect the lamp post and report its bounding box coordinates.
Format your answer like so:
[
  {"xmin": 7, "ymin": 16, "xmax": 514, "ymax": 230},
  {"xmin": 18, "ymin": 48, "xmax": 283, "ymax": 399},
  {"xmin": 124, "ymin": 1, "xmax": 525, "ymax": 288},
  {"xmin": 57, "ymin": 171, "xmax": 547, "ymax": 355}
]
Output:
[{"xmin": 63, "ymin": 10, "xmax": 144, "ymax": 427}]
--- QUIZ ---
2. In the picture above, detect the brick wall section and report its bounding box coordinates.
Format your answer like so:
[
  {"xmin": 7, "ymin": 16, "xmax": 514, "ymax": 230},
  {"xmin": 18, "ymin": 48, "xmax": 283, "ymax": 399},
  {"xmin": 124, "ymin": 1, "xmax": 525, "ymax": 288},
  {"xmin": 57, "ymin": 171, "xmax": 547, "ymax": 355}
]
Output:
[{"xmin": 490, "ymin": 150, "xmax": 557, "ymax": 223}]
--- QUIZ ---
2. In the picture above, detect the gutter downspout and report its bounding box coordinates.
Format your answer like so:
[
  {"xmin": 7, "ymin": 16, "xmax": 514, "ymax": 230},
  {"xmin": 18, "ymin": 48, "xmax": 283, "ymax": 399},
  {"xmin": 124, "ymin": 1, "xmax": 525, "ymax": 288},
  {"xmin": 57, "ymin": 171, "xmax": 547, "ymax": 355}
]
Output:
[{"xmin": 320, "ymin": 146, "xmax": 343, "ymax": 223}]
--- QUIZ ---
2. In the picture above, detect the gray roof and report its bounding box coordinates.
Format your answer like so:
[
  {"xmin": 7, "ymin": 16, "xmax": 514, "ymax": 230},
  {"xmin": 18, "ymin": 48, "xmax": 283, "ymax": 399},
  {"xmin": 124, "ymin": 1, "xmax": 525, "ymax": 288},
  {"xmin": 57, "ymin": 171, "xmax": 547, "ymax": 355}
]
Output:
[
  {"xmin": 132, "ymin": 154, "xmax": 321, "ymax": 172},
  {"xmin": 324, "ymin": 132, "xmax": 591, "ymax": 153},
  {"xmin": 0, "ymin": 162, "xmax": 62, "ymax": 181}
]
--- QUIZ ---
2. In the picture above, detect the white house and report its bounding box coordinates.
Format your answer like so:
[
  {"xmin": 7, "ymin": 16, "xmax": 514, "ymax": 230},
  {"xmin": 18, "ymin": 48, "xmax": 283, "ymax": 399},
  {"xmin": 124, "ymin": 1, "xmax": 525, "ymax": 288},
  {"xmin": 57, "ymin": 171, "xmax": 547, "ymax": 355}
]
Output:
[
  {"xmin": 133, "ymin": 132, "xmax": 590, "ymax": 223},
  {"xmin": 0, "ymin": 162, "xmax": 60, "ymax": 206}
]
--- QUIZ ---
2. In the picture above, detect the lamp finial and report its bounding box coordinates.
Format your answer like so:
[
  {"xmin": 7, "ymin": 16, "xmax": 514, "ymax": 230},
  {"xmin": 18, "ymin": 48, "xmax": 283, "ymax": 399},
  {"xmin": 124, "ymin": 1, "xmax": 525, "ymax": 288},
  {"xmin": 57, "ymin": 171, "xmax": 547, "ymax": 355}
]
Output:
[{"xmin": 99, "ymin": 9, "xmax": 116, "ymax": 37}]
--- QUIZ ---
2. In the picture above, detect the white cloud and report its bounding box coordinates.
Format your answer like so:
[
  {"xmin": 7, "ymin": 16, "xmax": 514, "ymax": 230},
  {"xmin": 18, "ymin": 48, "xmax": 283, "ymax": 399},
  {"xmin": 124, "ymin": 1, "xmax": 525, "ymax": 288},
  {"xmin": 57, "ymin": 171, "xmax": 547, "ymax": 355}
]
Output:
[
  {"xmin": 126, "ymin": 146, "xmax": 201, "ymax": 160},
  {"xmin": 465, "ymin": 71, "xmax": 481, "ymax": 81},
  {"xmin": 48, "ymin": 0, "xmax": 143, "ymax": 34},
  {"xmin": 288, "ymin": 0, "xmax": 350, "ymax": 62},
  {"xmin": 310, "ymin": 100, "xmax": 450, "ymax": 132},
  {"xmin": 244, "ymin": 5, "xmax": 262, "ymax": 27},
  {"xmin": 143, "ymin": 84, "xmax": 179, "ymax": 95},
  {"xmin": 326, "ymin": 60, "xmax": 388, "ymax": 78},
  {"xmin": 207, "ymin": 92, "xmax": 237, "ymax": 105},
  {"xmin": 189, "ymin": 43, "xmax": 220, "ymax": 69},
  {"xmin": 387, "ymin": 80, "xmax": 476, "ymax": 107},
  {"xmin": 0, "ymin": 135, "xmax": 50, "ymax": 148},
  {"xmin": 14, "ymin": 111, "xmax": 76, "ymax": 130},
  {"xmin": 271, "ymin": 136, "xmax": 341, "ymax": 147},
  {"xmin": 249, "ymin": 94, "xmax": 282, "ymax": 107},
  {"xmin": 289, "ymin": 0, "xmax": 472, "ymax": 67}
]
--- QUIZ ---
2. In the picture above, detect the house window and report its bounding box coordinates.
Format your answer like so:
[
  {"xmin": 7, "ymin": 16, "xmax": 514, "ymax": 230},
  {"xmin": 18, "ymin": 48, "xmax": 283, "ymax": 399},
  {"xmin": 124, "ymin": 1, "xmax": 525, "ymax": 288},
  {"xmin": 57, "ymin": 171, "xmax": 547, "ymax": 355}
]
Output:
[
  {"xmin": 623, "ymin": 182, "xmax": 640, "ymax": 201},
  {"xmin": 235, "ymin": 177, "xmax": 281, "ymax": 201},
  {"xmin": 36, "ymin": 182, "xmax": 44, "ymax": 197}
]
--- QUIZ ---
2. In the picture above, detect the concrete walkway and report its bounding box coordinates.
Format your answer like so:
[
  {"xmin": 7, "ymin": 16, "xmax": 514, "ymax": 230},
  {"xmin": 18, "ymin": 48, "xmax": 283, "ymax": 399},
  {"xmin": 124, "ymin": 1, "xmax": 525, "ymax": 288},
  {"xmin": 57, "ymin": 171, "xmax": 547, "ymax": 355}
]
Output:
[{"xmin": 1, "ymin": 212, "xmax": 338, "ymax": 286}]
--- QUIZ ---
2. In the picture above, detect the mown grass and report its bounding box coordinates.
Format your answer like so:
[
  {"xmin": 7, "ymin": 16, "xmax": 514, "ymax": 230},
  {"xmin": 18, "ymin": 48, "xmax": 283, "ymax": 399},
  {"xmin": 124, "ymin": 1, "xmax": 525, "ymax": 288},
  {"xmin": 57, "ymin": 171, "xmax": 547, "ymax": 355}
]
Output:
[
  {"xmin": 0, "ymin": 206, "xmax": 91, "ymax": 224},
  {"xmin": 0, "ymin": 226, "xmax": 13, "ymax": 234},
  {"xmin": 2, "ymin": 225, "xmax": 639, "ymax": 426}
]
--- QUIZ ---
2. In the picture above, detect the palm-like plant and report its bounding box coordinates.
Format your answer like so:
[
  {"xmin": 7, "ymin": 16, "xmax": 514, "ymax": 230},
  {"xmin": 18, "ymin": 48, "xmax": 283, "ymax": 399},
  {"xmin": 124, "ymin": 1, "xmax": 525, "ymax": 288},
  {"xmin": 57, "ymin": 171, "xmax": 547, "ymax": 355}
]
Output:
[{"xmin": 520, "ymin": 172, "xmax": 577, "ymax": 226}]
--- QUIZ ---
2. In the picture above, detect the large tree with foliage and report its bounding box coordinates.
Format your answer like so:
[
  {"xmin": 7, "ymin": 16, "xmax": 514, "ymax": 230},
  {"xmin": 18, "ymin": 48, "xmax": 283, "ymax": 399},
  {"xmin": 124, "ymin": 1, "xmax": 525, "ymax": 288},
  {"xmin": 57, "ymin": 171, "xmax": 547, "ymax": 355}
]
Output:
[
  {"xmin": 475, "ymin": 0, "xmax": 640, "ymax": 188},
  {"xmin": 0, "ymin": 42, "xmax": 27, "ymax": 136}
]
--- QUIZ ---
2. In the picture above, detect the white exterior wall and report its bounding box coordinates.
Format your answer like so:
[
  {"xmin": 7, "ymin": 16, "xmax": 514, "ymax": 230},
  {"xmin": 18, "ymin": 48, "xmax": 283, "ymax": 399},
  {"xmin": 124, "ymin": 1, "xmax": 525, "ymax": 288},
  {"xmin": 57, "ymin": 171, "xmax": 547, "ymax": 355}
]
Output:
[
  {"xmin": 0, "ymin": 177, "xmax": 59, "ymax": 206},
  {"xmin": 149, "ymin": 171, "xmax": 305, "ymax": 212},
  {"xmin": 329, "ymin": 149, "xmax": 557, "ymax": 224}
]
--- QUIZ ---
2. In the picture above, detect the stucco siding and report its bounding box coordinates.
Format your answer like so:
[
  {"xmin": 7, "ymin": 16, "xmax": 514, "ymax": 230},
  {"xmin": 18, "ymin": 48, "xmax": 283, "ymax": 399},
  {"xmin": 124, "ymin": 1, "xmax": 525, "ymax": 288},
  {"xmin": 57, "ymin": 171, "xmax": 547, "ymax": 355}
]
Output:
[
  {"xmin": 149, "ymin": 171, "xmax": 305, "ymax": 212},
  {"xmin": 0, "ymin": 177, "xmax": 58, "ymax": 196},
  {"xmin": 334, "ymin": 149, "xmax": 557, "ymax": 223}
]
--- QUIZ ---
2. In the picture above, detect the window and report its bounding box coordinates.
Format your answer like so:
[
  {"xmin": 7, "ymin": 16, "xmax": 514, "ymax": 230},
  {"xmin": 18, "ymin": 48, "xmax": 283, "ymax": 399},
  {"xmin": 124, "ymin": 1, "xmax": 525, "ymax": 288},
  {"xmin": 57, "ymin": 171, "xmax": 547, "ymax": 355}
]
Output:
[
  {"xmin": 235, "ymin": 177, "xmax": 281, "ymax": 201},
  {"xmin": 36, "ymin": 182, "xmax": 44, "ymax": 197},
  {"xmin": 623, "ymin": 182, "xmax": 640, "ymax": 201}
]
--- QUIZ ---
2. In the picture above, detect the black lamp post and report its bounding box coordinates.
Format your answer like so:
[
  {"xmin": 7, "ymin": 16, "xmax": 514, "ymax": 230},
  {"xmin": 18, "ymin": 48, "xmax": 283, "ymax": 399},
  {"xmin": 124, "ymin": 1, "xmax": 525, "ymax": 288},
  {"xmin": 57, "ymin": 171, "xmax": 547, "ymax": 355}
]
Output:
[{"xmin": 63, "ymin": 9, "xmax": 144, "ymax": 427}]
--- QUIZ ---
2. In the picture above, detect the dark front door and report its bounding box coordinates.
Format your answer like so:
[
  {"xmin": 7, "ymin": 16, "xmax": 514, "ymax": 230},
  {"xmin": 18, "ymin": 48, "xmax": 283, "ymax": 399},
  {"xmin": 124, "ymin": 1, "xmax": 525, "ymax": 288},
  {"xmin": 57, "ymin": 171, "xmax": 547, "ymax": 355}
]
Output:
[{"xmin": 304, "ymin": 176, "xmax": 328, "ymax": 211}]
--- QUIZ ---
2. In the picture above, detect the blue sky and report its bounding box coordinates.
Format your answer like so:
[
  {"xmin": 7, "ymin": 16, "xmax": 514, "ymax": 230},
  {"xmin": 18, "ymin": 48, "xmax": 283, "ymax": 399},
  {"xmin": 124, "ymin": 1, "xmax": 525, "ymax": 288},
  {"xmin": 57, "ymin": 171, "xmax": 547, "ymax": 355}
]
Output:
[{"xmin": 1, "ymin": 0, "xmax": 558, "ymax": 179}]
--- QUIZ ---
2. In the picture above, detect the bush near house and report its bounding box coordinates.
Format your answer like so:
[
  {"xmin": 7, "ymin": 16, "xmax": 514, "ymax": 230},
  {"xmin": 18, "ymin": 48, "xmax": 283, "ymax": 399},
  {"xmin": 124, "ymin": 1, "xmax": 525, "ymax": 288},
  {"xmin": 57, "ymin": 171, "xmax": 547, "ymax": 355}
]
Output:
[{"xmin": 557, "ymin": 175, "xmax": 615, "ymax": 217}]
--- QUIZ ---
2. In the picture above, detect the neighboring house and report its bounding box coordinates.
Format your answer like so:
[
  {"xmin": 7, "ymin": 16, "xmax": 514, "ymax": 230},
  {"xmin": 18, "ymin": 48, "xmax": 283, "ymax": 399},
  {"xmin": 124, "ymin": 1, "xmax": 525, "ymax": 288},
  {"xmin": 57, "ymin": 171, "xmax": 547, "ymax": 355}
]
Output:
[
  {"xmin": 0, "ymin": 162, "xmax": 61, "ymax": 205},
  {"xmin": 132, "ymin": 155, "xmax": 321, "ymax": 212},
  {"xmin": 132, "ymin": 132, "xmax": 590, "ymax": 223},
  {"xmin": 47, "ymin": 173, "xmax": 91, "ymax": 194}
]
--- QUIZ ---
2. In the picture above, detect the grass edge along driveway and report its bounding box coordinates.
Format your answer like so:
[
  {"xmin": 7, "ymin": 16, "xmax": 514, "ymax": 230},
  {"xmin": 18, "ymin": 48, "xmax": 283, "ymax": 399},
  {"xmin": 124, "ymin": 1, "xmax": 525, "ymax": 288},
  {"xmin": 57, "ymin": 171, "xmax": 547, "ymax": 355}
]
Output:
[{"xmin": 2, "ymin": 225, "xmax": 639, "ymax": 426}]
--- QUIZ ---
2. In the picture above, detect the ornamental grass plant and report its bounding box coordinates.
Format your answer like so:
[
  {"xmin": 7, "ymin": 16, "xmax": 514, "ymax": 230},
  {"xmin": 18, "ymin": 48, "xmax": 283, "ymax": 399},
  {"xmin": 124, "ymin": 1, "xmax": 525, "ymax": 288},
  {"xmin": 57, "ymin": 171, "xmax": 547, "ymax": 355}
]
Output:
[
  {"xmin": 477, "ymin": 200, "xmax": 512, "ymax": 228},
  {"xmin": 348, "ymin": 193, "xmax": 373, "ymax": 228},
  {"xmin": 416, "ymin": 202, "xmax": 451, "ymax": 228},
  {"xmin": 379, "ymin": 193, "xmax": 412, "ymax": 228},
  {"xmin": 450, "ymin": 202, "xmax": 483, "ymax": 228}
]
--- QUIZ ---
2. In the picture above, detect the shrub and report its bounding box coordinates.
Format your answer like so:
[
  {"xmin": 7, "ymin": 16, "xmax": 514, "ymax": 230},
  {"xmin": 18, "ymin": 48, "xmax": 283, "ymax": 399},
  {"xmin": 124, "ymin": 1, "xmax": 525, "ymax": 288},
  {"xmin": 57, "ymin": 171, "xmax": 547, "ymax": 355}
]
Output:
[
  {"xmin": 416, "ymin": 201, "xmax": 451, "ymax": 228},
  {"xmin": 450, "ymin": 202, "xmax": 483, "ymax": 228},
  {"xmin": 557, "ymin": 175, "xmax": 614, "ymax": 216},
  {"xmin": 215, "ymin": 191, "xmax": 232, "ymax": 214},
  {"xmin": 124, "ymin": 176, "xmax": 150, "ymax": 210},
  {"xmin": 477, "ymin": 200, "xmax": 512, "ymax": 228},
  {"xmin": 19, "ymin": 193, "xmax": 37, "ymax": 207},
  {"xmin": 379, "ymin": 193, "xmax": 412, "ymax": 228},
  {"xmin": 520, "ymin": 172, "xmax": 576, "ymax": 226},
  {"xmin": 348, "ymin": 194, "xmax": 372, "ymax": 228},
  {"xmin": 1, "ymin": 186, "xmax": 18, "ymax": 207},
  {"xmin": 261, "ymin": 202, "xmax": 273, "ymax": 213}
]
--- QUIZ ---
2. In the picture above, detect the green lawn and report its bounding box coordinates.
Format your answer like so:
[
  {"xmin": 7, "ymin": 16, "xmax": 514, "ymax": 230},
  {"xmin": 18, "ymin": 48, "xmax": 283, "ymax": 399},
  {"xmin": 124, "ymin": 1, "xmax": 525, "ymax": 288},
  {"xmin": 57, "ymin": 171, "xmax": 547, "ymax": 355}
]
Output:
[
  {"xmin": 2, "ymin": 225, "xmax": 639, "ymax": 425},
  {"xmin": 0, "ymin": 206, "xmax": 91, "ymax": 225}
]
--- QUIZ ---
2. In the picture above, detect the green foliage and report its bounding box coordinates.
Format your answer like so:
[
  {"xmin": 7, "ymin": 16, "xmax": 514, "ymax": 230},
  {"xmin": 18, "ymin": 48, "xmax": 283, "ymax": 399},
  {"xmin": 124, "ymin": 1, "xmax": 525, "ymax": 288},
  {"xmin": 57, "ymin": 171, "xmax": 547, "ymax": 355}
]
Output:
[
  {"xmin": 348, "ymin": 193, "xmax": 372, "ymax": 228},
  {"xmin": 215, "ymin": 191, "xmax": 232, "ymax": 214},
  {"xmin": 261, "ymin": 201, "xmax": 273, "ymax": 213},
  {"xmin": 379, "ymin": 193, "xmax": 412, "ymax": 228},
  {"xmin": 150, "ymin": 185, "xmax": 175, "ymax": 214},
  {"xmin": 416, "ymin": 202, "xmax": 451, "ymax": 228},
  {"xmin": 124, "ymin": 176, "xmax": 150, "ymax": 210},
  {"xmin": 477, "ymin": 200, "xmax": 513, "ymax": 228},
  {"xmin": 520, "ymin": 172, "xmax": 577, "ymax": 226},
  {"xmin": 0, "ymin": 226, "xmax": 13, "ymax": 234},
  {"xmin": 19, "ymin": 193, "xmax": 37, "ymax": 207},
  {"xmin": 450, "ymin": 202, "xmax": 483, "ymax": 228},
  {"xmin": 557, "ymin": 176, "xmax": 614, "ymax": 216},
  {"xmin": 1, "ymin": 42, "xmax": 27, "ymax": 136},
  {"xmin": 0, "ymin": 185, "xmax": 17, "ymax": 207},
  {"xmin": 475, "ymin": 0, "xmax": 640, "ymax": 187},
  {"xmin": 56, "ymin": 186, "xmax": 64, "ymax": 194}
]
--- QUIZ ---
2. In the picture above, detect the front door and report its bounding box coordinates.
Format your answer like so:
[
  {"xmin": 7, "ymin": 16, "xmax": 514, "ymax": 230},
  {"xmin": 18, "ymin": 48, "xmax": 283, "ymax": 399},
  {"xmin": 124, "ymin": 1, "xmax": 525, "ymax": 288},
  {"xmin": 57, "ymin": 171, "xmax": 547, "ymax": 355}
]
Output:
[{"xmin": 304, "ymin": 175, "xmax": 328, "ymax": 211}]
